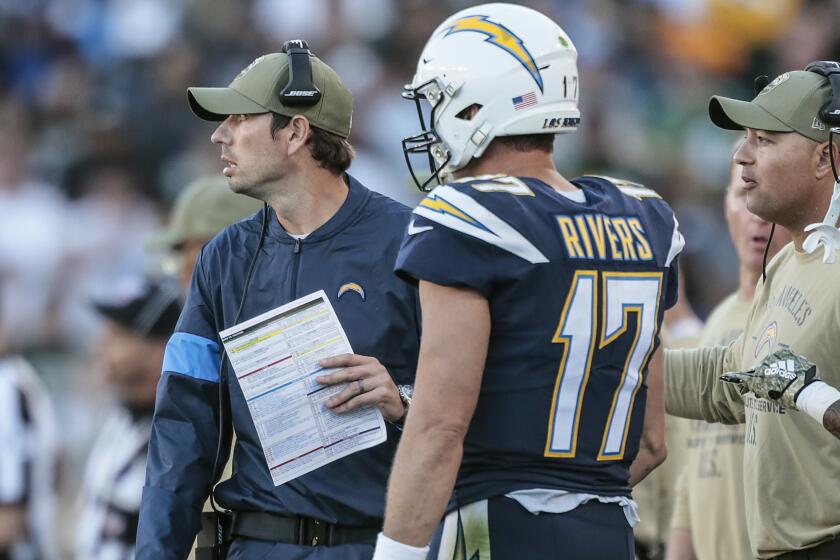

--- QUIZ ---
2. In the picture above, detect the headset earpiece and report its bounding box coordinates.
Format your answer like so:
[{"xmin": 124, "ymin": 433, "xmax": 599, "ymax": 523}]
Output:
[
  {"xmin": 280, "ymin": 40, "xmax": 322, "ymax": 107},
  {"xmin": 805, "ymin": 61, "xmax": 840, "ymax": 127}
]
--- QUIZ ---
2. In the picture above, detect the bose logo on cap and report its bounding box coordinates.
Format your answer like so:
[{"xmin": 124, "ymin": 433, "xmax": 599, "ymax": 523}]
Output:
[{"xmin": 286, "ymin": 90, "xmax": 318, "ymax": 97}]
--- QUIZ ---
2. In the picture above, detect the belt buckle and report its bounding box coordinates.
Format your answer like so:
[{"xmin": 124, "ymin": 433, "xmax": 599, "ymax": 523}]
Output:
[{"xmin": 302, "ymin": 517, "xmax": 330, "ymax": 546}]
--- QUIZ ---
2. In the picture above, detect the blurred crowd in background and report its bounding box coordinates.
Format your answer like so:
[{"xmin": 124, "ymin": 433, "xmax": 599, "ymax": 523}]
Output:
[{"xmin": 1, "ymin": 0, "xmax": 839, "ymax": 555}]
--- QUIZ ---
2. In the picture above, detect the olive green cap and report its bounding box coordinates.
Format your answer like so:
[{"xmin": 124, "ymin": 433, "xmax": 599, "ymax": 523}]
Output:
[
  {"xmin": 187, "ymin": 52, "xmax": 353, "ymax": 138},
  {"xmin": 146, "ymin": 176, "xmax": 263, "ymax": 251},
  {"xmin": 709, "ymin": 70, "xmax": 833, "ymax": 143}
]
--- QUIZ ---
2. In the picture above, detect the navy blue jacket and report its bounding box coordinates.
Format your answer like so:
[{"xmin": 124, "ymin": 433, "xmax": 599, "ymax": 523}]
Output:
[{"xmin": 136, "ymin": 177, "xmax": 420, "ymax": 559}]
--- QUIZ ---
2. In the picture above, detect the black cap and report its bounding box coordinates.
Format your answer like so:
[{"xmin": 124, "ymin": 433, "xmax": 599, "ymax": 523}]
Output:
[{"xmin": 92, "ymin": 277, "xmax": 182, "ymax": 338}]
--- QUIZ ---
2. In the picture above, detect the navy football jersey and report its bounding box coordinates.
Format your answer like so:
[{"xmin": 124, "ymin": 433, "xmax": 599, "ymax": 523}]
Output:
[{"xmin": 395, "ymin": 175, "xmax": 683, "ymax": 507}]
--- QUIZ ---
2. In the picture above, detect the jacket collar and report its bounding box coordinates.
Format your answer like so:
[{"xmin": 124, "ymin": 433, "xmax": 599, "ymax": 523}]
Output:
[{"xmin": 266, "ymin": 174, "xmax": 371, "ymax": 244}]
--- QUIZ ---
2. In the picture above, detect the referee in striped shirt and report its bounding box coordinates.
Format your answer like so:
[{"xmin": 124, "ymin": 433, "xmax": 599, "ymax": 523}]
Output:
[{"xmin": 0, "ymin": 354, "xmax": 57, "ymax": 560}]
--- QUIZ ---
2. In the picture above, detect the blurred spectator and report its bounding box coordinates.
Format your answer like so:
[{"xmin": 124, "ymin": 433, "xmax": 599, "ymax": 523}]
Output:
[
  {"xmin": 75, "ymin": 276, "xmax": 181, "ymax": 560},
  {"xmin": 634, "ymin": 269, "xmax": 703, "ymax": 560},
  {"xmin": 0, "ymin": 354, "xmax": 58, "ymax": 560},
  {"xmin": 0, "ymin": 98, "xmax": 66, "ymax": 353},
  {"xmin": 143, "ymin": 175, "xmax": 261, "ymax": 560},
  {"xmin": 57, "ymin": 157, "xmax": 161, "ymax": 350},
  {"xmin": 145, "ymin": 175, "xmax": 262, "ymax": 290},
  {"xmin": 650, "ymin": 0, "xmax": 802, "ymax": 74}
]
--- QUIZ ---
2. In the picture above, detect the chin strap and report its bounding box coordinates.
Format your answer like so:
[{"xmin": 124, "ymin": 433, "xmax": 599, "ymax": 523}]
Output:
[{"xmin": 803, "ymin": 178, "xmax": 840, "ymax": 263}]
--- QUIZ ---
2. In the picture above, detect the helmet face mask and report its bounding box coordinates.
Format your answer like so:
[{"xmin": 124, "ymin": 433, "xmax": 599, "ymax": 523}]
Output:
[
  {"xmin": 402, "ymin": 3, "xmax": 581, "ymax": 191},
  {"xmin": 402, "ymin": 78, "xmax": 452, "ymax": 192}
]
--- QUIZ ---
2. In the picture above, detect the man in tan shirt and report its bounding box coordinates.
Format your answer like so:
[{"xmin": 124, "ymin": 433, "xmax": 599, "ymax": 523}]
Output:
[
  {"xmin": 665, "ymin": 65, "xmax": 840, "ymax": 559},
  {"xmin": 665, "ymin": 155, "xmax": 790, "ymax": 560},
  {"xmin": 634, "ymin": 275, "xmax": 702, "ymax": 560}
]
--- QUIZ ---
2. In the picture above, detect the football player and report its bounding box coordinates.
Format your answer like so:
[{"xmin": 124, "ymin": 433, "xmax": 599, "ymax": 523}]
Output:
[{"xmin": 373, "ymin": 4, "xmax": 683, "ymax": 559}]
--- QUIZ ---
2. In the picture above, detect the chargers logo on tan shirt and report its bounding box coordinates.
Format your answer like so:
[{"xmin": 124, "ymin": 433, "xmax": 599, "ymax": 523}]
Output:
[{"xmin": 754, "ymin": 321, "xmax": 777, "ymax": 359}]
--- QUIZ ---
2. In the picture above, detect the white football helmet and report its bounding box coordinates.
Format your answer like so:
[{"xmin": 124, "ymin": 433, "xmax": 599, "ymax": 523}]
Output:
[{"xmin": 403, "ymin": 3, "xmax": 580, "ymax": 191}]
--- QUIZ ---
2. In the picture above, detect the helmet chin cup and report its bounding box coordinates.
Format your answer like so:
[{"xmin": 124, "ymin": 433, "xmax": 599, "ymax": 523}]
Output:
[{"xmin": 401, "ymin": 130, "xmax": 451, "ymax": 192}]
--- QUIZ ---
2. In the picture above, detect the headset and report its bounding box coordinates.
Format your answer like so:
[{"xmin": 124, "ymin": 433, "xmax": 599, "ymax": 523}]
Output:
[
  {"xmin": 280, "ymin": 39, "xmax": 322, "ymax": 106},
  {"xmin": 805, "ymin": 61, "xmax": 840, "ymax": 182},
  {"xmin": 805, "ymin": 61, "xmax": 840, "ymax": 125},
  {"xmin": 199, "ymin": 39, "xmax": 322, "ymax": 560},
  {"xmin": 754, "ymin": 61, "xmax": 840, "ymax": 281}
]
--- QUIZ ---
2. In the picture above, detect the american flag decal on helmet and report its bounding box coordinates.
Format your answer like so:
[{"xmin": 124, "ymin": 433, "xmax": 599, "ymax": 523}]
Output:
[{"xmin": 512, "ymin": 92, "xmax": 537, "ymax": 110}]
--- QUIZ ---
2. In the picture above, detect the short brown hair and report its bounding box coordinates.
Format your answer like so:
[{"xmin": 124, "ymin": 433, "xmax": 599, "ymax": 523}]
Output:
[
  {"xmin": 455, "ymin": 104, "xmax": 555, "ymax": 155},
  {"xmin": 495, "ymin": 134, "xmax": 555, "ymax": 153},
  {"xmin": 271, "ymin": 113, "xmax": 355, "ymax": 175}
]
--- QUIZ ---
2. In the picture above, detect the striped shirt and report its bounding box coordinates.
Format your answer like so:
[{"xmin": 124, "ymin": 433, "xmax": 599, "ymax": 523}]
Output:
[
  {"xmin": 0, "ymin": 356, "xmax": 57, "ymax": 559},
  {"xmin": 76, "ymin": 408, "xmax": 151, "ymax": 560}
]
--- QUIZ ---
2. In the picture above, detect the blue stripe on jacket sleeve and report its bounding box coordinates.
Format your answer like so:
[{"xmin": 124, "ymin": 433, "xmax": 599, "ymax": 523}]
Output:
[{"xmin": 162, "ymin": 332, "xmax": 221, "ymax": 383}]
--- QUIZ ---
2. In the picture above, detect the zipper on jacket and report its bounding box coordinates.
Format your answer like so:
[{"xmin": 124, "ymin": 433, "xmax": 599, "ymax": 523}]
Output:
[{"xmin": 291, "ymin": 237, "xmax": 302, "ymax": 297}]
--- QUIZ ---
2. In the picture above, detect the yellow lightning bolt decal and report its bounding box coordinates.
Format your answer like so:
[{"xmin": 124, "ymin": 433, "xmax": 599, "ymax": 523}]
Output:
[
  {"xmin": 444, "ymin": 15, "xmax": 543, "ymax": 92},
  {"xmin": 419, "ymin": 194, "xmax": 492, "ymax": 233}
]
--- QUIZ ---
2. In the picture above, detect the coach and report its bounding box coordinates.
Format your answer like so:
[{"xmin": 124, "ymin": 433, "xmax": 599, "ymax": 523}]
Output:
[
  {"xmin": 135, "ymin": 42, "xmax": 419, "ymax": 560},
  {"xmin": 665, "ymin": 65, "xmax": 840, "ymax": 559}
]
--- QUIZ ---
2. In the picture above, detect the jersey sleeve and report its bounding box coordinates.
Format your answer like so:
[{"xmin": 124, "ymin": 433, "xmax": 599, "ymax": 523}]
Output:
[
  {"xmin": 395, "ymin": 184, "xmax": 546, "ymax": 297},
  {"xmin": 662, "ymin": 212, "xmax": 684, "ymax": 311},
  {"xmin": 136, "ymin": 248, "xmax": 230, "ymax": 560}
]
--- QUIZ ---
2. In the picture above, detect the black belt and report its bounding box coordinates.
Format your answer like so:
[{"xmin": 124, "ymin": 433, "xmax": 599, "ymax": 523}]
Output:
[
  {"xmin": 773, "ymin": 536, "xmax": 840, "ymax": 560},
  {"xmin": 230, "ymin": 511, "xmax": 379, "ymax": 547}
]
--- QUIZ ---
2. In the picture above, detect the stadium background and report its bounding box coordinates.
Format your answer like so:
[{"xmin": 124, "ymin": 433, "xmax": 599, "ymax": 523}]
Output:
[{"xmin": 1, "ymin": 0, "xmax": 839, "ymax": 554}]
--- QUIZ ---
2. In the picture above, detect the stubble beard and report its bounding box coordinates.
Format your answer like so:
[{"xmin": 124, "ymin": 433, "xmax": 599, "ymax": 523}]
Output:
[
  {"xmin": 745, "ymin": 189, "xmax": 780, "ymax": 226},
  {"xmin": 228, "ymin": 175, "xmax": 268, "ymax": 202},
  {"xmin": 747, "ymin": 186, "xmax": 815, "ymax": 240}
]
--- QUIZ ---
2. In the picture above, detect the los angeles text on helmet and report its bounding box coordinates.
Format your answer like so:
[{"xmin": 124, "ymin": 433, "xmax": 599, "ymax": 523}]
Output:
[{"xmin": 542, "ymin": 117, "xmax": 581, "ymax": 130}]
